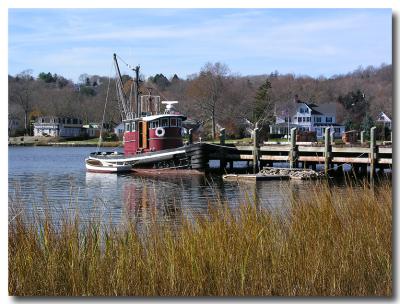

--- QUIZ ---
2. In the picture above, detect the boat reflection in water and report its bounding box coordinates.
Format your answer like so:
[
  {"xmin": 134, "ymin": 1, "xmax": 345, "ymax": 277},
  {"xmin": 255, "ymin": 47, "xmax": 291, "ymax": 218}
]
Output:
[
  {"xmin": 84, "ymin": 168, "xmax": 309, "ymax": 227},
  {"xmin": 122, "ymin": 173, "xmax": 211, "ymax": 226}
]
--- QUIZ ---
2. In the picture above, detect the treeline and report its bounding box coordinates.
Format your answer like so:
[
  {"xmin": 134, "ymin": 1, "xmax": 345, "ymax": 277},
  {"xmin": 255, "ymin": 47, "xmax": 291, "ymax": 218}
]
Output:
[{"xmin": 8, "ymin": 63, "xmax": 392, "ymax": 138}]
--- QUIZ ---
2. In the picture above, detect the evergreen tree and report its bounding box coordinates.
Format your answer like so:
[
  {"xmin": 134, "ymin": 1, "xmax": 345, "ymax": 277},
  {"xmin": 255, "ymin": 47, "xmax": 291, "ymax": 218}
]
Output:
[
  {"xmin": 361, "ymin": 114, "xmax": 375, "ymax": 139},
  {"xmin": 252, "ymin": 79, "xmax": 274, "ymax": 125},
  {"xmin": 151, "ymin": 73, "xmax": 170, "ymax": 90}
]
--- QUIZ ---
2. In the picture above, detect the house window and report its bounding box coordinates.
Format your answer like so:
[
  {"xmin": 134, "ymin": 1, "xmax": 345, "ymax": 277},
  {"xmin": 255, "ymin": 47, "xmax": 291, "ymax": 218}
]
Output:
[
  {"xmin": 315, "ymin": 117, "xmax": 321, "ymax": 123},
  {"xmin": 125, "ymin": 123, "xmax": 131, "ymax": 132},
  {"xmin": 334, "ymin": 128, "xmax": 340, "ymax": 133},
  {"xmin": 177, "ymin": 119, "xmax": 182, "ymax": 127},
  {"xmin": 170, "ymin": 118, "xmax": 177, "ymax": 127},
  {"xmin": 307, "ymin": 117, "xmax": 311, "ymax": 122},
  {"xmin": 161, "ymin": 118, "xmax": 169, "ymax": 127},
  {"xmin": 132, "ymin": 122, "xmax": 136, "ymax": 131},
  {"xmin": 326, "ymin": 117, "xmax": 332, "ymax": 123}
]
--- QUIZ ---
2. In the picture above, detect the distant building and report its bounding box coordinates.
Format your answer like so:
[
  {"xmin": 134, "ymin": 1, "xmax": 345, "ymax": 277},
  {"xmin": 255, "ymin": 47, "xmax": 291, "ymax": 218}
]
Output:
[
  {"xmin": 270, "ymin": 96, "xmax": 345, "ymax": 139},
  {"xmin": 376, "ymin": 112, "xmax": 391, "ymax": 130},
  {"xmin": 33, "ymin": 116, "xmax": 83, "ymax": 138},
  {"xmin": 82, "ymin": 123, "xmax": 101, "ymax": 138},
  {"xmin": 8, "ymin": 117, "xmax": 22, "ymax": 136},
  {"xmin": 113, "ymin": 122, "xmax": 124, "ymax": 139}
]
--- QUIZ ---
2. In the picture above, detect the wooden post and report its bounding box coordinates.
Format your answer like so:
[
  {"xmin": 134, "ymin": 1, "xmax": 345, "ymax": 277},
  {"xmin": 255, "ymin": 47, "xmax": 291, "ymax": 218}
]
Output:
[
  {"xmin": 390, "ymin": 131, "xmax": 392, "ymax": 143},
  {"xmin": 324, "ymin": 127, "xmax": 331, "ymax": 176},
  {"xmin": 220, "ymin": 128, "xmax": 226, "ymax": 171},
  {"xmin": 188, "ymin": 129, "xmax": 193, "ymax": 145},
  {"xmin": 289, "ymin": 128, "xmax": 297, "ymax": 169},
  {"xmin": 360, "ymin": 131, "xmax": 365, "ymax": 145},
  {"xmin": 219, "ymin": 128, "xmax": 225, "ymax": 145},
  {"xmin": 330, "ymin": 129, "xmax": 335, "ymax": 145},
  {"xmin": 370, "ymin": 126, "xmax": 377, "ymax": 184},
  {"xmin": 253, "ymin": 128, "xmax": 259, "ymax": 174}
]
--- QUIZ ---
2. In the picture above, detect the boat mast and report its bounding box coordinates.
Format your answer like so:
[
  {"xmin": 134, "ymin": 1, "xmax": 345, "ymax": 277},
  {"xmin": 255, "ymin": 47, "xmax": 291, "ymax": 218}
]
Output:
[
  {"xmin": 133, "ymin": 65, "xmax": 141, "ymax": 117},
  {"xmin": 113, "ymin": 53, "xmax": 141, "ymax": 119},
  {"xmin": 113, "ymin": 53, "xmax": 129, "ymax": 120}
]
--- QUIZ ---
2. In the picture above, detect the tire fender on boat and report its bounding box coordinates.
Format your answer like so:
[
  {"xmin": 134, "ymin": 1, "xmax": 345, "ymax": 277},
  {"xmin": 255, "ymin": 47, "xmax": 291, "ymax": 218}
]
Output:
[{"xmin": 155, "ymin": 127, "xmax": 165, "ymax": 137}]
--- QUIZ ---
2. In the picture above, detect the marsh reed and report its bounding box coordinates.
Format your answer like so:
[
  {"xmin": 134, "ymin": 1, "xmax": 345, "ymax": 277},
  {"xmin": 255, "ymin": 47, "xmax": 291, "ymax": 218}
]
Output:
[{"xmin": 9, "ymin": 182, "xmax": 392, "ymax": 296}]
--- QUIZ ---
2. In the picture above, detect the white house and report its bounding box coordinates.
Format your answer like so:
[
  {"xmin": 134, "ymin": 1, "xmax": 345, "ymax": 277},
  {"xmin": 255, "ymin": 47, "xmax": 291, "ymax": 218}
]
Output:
[
  {"xmin": 376, "ymin": 112, "xmax": 391, "ymax": 130},
  {"xmin": 8, "ymin": 117, "xmax": 21, "ymax": 136},
  {"xmin": 33, "ymin": 116, "xmax": 83, "ymax": 138},
  {"xmin": 113, "ymin": 122, "xmax": 124, "ymax": 139},
  {"xmin": 270, "ymin": 99, "xmax": 345, "ymax": 139},
  {"xmin": 82, "ymin": 123, "xmax": 101, "ymax": 138}
]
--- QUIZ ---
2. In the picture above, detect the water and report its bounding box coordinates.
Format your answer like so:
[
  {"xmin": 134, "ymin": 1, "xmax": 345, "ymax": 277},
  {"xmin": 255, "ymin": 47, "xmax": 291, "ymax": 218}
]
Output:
[{"xmin": 8, "ymin": 146, "xmax": 373, "ymax": 225}]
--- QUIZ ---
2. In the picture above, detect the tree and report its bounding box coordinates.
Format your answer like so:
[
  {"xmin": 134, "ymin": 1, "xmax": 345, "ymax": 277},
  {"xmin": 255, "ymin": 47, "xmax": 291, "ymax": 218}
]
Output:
[
  {"xmin": 361, "ymin": 114, "xmax": 375, "ymax": 139},
  {"xmin": 186, "ymin": 62, "xmax": 229, "ymax": 139},
  {"xmin": 252, "ymin": 79, "xmax": 274, "ymax": 126},
  {"xmin": 38, "ymin": 72, "xmax": 57, "ymax": 83},
  {"xmin": 150, "ymin": 73, "xmax": 170, "ymax": 91},
  {"xmin": 9, "ymin": 70, "xmax": 36, "ymax": 135},
  {"xmin": 338, "ymin": 90, "xmax": 368, "ymax": 130}
]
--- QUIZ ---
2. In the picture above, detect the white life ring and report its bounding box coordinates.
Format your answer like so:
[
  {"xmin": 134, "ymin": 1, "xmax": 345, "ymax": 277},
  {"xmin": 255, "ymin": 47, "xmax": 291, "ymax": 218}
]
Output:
[{"xmin": 155, "ymin": 127, "xmax": 165, "ymax": 137}]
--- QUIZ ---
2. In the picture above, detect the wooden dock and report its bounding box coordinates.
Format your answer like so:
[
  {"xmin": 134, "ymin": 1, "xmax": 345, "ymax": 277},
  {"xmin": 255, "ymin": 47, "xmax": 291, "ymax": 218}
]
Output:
[{"xmin": 185, "ymin": 127, "xmax": 392, "ymax": 182}]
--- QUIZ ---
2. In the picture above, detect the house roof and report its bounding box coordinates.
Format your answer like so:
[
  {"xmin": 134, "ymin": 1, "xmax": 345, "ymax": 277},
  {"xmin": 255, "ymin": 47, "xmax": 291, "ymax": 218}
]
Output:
[
  {"xmin": 301, "ymin": 102, "xmax": 336, "ymax": 116},
  {"xmin": 376, "ymin": 112, "xmax": 391, "ymax": 122}
]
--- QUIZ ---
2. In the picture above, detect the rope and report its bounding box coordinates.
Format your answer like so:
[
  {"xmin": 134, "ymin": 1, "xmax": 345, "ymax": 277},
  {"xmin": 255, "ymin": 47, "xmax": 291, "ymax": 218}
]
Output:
[{"xmin": 96, "ymin": 62, "xmax": 113, "ymax": 153}]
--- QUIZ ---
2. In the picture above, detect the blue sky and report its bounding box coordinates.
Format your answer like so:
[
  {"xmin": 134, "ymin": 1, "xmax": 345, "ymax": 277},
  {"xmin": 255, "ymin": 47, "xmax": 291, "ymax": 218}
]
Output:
[{"xmin": 8, "ymin": 8, "xmax": 392, "ymax": 82}]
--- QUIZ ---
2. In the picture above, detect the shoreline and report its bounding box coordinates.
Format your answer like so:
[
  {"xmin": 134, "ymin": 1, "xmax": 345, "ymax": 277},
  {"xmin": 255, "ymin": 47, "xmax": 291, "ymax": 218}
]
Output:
[{"xmin": 8, "ymin": 136, "xmax": 121, "ymax": 147}]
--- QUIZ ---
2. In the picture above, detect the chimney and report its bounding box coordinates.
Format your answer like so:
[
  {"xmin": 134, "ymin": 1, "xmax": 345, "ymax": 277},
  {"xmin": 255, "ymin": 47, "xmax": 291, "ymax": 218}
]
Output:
[{"xmin": 293, "ymin": 94, "xmax": 300, "ymax": 103}]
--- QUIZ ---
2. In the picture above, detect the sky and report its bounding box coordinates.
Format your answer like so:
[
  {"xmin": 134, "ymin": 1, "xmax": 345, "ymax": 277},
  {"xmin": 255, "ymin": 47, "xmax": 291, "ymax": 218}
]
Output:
[{"xmin": 8, "ymin": 8, "xmax": 392, "ymax": 82}]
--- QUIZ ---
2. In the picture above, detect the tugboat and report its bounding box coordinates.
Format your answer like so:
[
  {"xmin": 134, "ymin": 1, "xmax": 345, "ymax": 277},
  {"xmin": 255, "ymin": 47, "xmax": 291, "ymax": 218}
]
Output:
[{"xmin": 87, "ymin": 54, "xmax": 191, "ymax": 171}]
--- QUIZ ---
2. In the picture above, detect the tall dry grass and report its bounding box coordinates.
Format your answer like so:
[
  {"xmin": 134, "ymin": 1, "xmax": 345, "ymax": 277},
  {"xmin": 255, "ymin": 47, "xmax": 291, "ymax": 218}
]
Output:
[{"xmin": 9, "ymin": 182, "xmax": 392, "ymax": 296}]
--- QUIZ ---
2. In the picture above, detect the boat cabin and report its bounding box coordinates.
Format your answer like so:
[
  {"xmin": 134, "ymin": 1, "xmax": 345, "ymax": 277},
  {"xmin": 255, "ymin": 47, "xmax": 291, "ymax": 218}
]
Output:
[{"xmin": 123, "ymin": 95, "xmax": 186, "ymax": 155}]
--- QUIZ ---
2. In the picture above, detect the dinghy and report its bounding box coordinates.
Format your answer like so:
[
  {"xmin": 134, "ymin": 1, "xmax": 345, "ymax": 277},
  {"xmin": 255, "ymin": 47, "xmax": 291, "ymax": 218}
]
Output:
[{"xmin": 85, "ymin": 158, "xmax": 133, "ymax": 173}]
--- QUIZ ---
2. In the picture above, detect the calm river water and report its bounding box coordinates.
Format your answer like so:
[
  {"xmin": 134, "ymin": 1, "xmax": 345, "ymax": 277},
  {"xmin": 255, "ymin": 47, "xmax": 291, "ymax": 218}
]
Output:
[{"xmin": 8, "ymin": 146, "xmax": 378, "ymax": 225}]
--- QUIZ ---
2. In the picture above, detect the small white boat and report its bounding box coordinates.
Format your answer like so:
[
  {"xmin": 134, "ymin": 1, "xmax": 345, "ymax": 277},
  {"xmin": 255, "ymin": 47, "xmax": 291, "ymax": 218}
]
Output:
[{"xmin": 85, "ymin": 158, "xmax": 133, "ymax": 173}]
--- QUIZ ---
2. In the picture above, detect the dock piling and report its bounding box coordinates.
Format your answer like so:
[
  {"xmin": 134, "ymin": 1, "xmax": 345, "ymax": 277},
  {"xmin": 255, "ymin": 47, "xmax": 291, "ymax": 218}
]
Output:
[
  {"xmin": 253, "ymin": 128, "xmax": 259, "ymax": 173},
  {"xmin": 370, "ymin": 126, "xmax": 377, "ymax": 184},
  {"xmin": 360, "ymin": 131, "xmax": 365, "ymax": 145},
  {"xmin": 220, "ymin": 128, "xmax": 226, "ymax": 171},
  {"xmin": 324, "ymin": 127, "xmax": 331, "ymax": 176},
  {"xmin": 188, "ymin": 129, "xmax": 193, "ymax": 145},
  {"xmin": 289, "ymin": 128, "xmax": 297, "ymax": 169}
]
